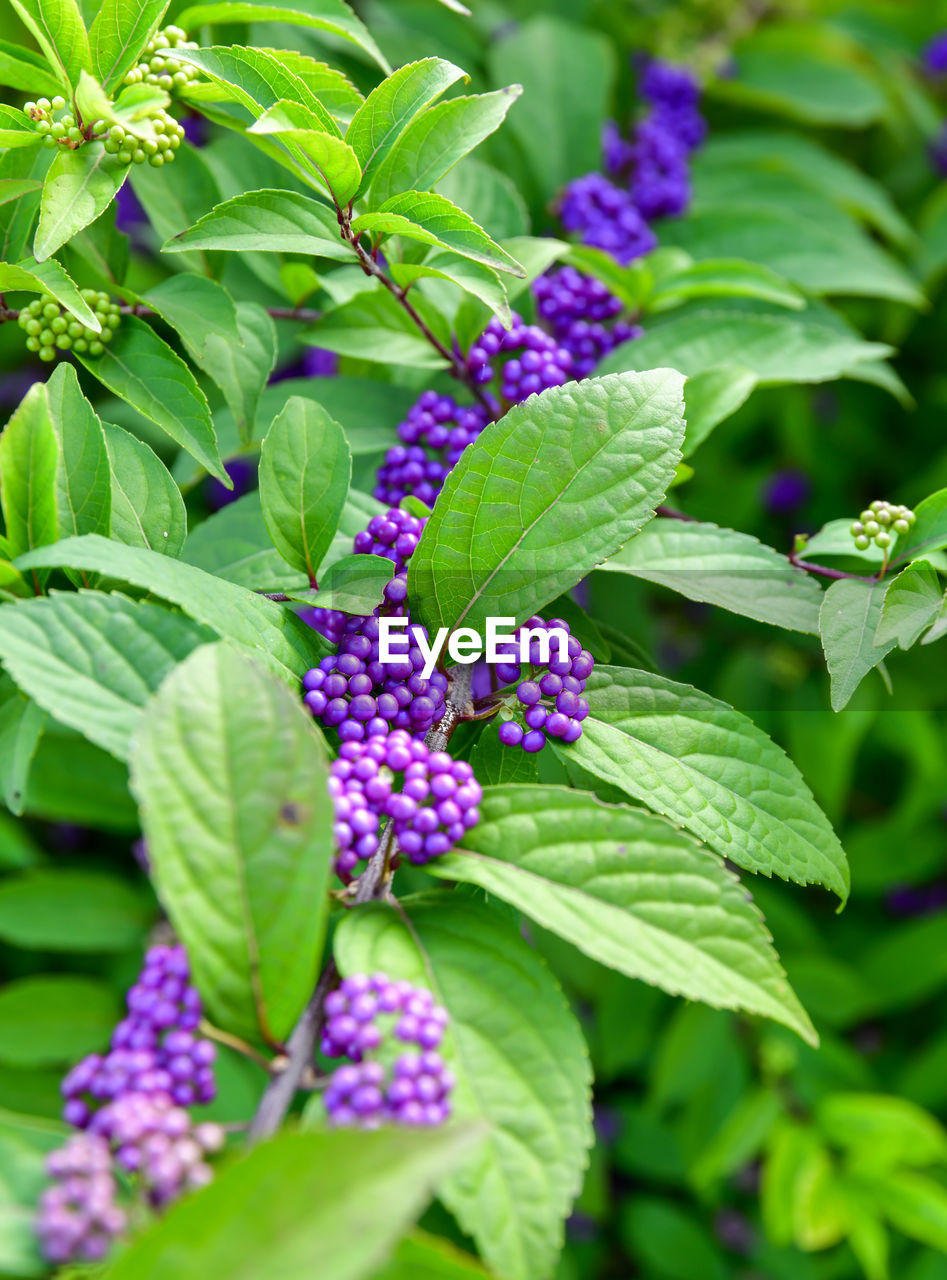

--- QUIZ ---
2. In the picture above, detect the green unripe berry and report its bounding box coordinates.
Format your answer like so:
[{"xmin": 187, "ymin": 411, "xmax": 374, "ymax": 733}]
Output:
[
  {"xmin": 109, "ymin": 124, "xmax": 124, "ymax": 141},
  {"xmin": 117, "ymin": 150, "xmax": 132, "ymax": 164},
  {"xmin": 152, "ymin": 118, "xmax": 166, "ymax": 135},
  {"xmin": 39, "ymin": 328, "xmax": 55, "ymax": 345},
  {"xmin": 50, "ymin": 122, "xmax": 65, "ymax": 138},
  {"xmin": 42, "ymin": 134, "xmax": 56, "ymax": 147},
  {"xmin": 132, "ymin": 148, "xmax": 146, "ymax": 164},
  {"xmin": 51, "ymin": 95, "xmax": 65, "ymax": 109},
  {"xmin": 893, "ymin": 518, "xmax": 909, "ymax": 533},
  {"xmin": 854, "ymin": 535, "xmax": 870, "ymax": 550},
  {"xmin": 172, "ymin": 71, "xmax": 188, "ymax": 86},
  {"xmin": 23, "ymin": 101, "xmax": 35, "ymax": 113},
  {"xmin": 55, "ymin": 334, "xmax": 72, "ymax": 350},
  {"xmin": 149, "ymin": 153, "xmax": 165, "ymax": 166},
  {"xmin": 35, "ymin": 119, "xmax": 51, "ymax": 134},
  {"xmin": 100, "ymin": 327, "xmax": 113, "ymax": 342},
  {"xmin": 864, "ymin": 520, "xmax": 879, "ymax": 537},
  {"xmin": 25, "ymin": 336, "xmax": 40, "ymax": 352},
  {"xmin": 37, "ymin": 98, "xmax": 51, "ymax": 111},
  {"xmin": 859, "ymin": 509, "xmax": 872, "ymax": 523},
  {"xmin": 67, "ymin": 321, "xmax": 83, "ymax": 338},
  {"xmin": 168, "ymin": 133, "xmax": 180, "ymax": 150},
  {"xmin": 39, "ymin": 346, "xmax": 55, "ymax": 362},
  {"xmin": 156, "ymin": 134, "xmax": 170, "ymax": 151},
  {"xmin": 42, "ymin": 301, "xmax": 59, "ymax": 318},
  {"xmin": 25, "ymin": 318, "xmax": 41, "ymax": 336},
  {"xmin": 876, "ymin": 508, "xmax": 892, "ymax": 525},
  {"xmin": 850, "ymin": 521, "xmax": 864, "ymax": 536},
  {"xmin": 142, "ymin": 138, "xmax": 159, "ymax": 155},
  {"xmin": 88, "ymin": 340, "xmax": 104, "ymax": 356},
  {"xmin": 73, "ymin": 338, "xmax": 88, "ymax": 353},
  {"xmin": 875, "ymin": 531, "xmax": 891, "ymax": 548},
  {"xmin": 92, "ymin": 119, "xmax": 107, "ymax": 134},
  {"xmin": 50, "ymin": 315, "xmax": 67, "ymax": 334}
]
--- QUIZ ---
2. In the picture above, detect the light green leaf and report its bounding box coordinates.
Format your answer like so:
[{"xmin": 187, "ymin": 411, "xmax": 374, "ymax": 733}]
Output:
[
  {"xmin": 144, "ymin": 273, "xmax": 241, "ymax": 359},
  {"xmin": 105, "ymin": 1125, "xmax": 481, "ymax": 1280},
  {"xmin": 0, "ymin": 384, "xmax": 58, "ymax": 563},
  {"xmin": 488, "ymin": 16, "xmax": 614, "ymax": 202},
  {"xmin": 44, "ymin": 362, "xmax": 111, "ymax": 542},
  {"xmin": 336, "ymin": 893, "xmax": 593, "ymax": 1280},
  {"xmin": 0, "ymin": 177, "xmax": 44, "ymax": 207},
  {"xmin": 369, "ymin": 87, "xmax": 522, "ymax": 206},
  {"xmin": 708, "ymin": 42, "xmax": 885, "ymax": 127},
  {"xmin": 682, "ymin": 366, "xmax": 757, "ymax": 456},
  {"xmin": 254, "ymin": 50, "xmax": 363, "ymax": 122},
  {"xmin": 129, "ymin": 643, "xmax": 333, "ymax": 1044},
  {"xmin": 0, "ymin": 255, "xmax": 101, "ymax": 330},
  {"xmin": 817, "ymin": 1094, "xmax": 947, "ymax": 1170},
  {"xmin": 408, "ymin": 371, "xmax": 685, "ymax": 635},
  {"xmin": 820, "ymin": 578, "xmax": 895, "ymax": 712},
  {"xmin": 307, "ymin": 289, "xmax": 450, "ymax": 368},
  {"xmin": 175, "ymin": 0, "xmax": 390, "ymax": 73},
  {"xmin": 14, "ymin": 536, "xmax": 321, "ymax": 683},
  {"xmin": 129, "ymin": 143, "xmax": 220, "ymax": 274},
  {"xmin": 389, "ymin": 253, "xmax": 510, "ymax": 327},
  {"xmin": 0, "ymin": 976, "xmax": 118, "ymax": 1067},
  {"xmin": 165, "ymin": 188, "xmax": 350, "ymax": 260},
  {"xmin": 346, "ymin": 58, "xmax": 468, "ymax": 195},
  {"xmin": 291, "ymin": 553, "xmax": 391, "ymax": 614},
  {"xmin": 33, "ymin": 145, "xmax": 126, "ymax": 262},
  {"xmin": 248, "ymin": 101, "xmax": 363, "ymax": 206},
  {"xmin": 75, "ymin": 314, "xmax": 227, "ymax": 484},
  {"xmin": 181, "ymin": 491, "xmax": 305, "ymax": 593},
  {"xmin": 103, "ymin": 422, "xmax": 186, "ymax": 556},
  {"xmin": 258, "ymin": 395, "xmax": 351, "ymax": 582},
  {"xmin": 600, "ymin": 518, "xmax": 824, "ymax": 633},
  {"xmin": 370, "ymin": 1231, "xmax": 492, "ymax": 1280},
  {"xmin": 8, "ymin": 0, "xmax": 91, "ymax": 91},
  {"xmin": 877, "ymin": 1171, "xmax": 947, "ymax": 1252},
  {"xmin": 430, "ymin": 785, "xmax": 815, "ymax": 1041},
  {"xmin": 876, "ymin": 562, "xmax": 944, "ymax": 650},
  {"xmin": 0, "ymin": 869, "xmax": 152, "ymax": 952},
  {"xmin": 565, "ymin": 665, "xmax": 849, "ymax": 901},
  {"xmin": 0, "ymin": 104, "xmax": 41, "ymax": 149},
  {"xmin": 0, "ymin": 591, "xmax": 214, "ymax": 760},
  {"xmin": 600, "ymin": 303, "xmax": 893, "ymax": 387},
  {"xmin": 191, "ymin": 301, "xmax": 277, "ymax": 445},
  {"xmin": 89, "ymin": 0, "xmax": 169, "ymax": 90},
  {"xmin": 0, "ymin": 39, "xmax": 62, "ymax": 96},
  {"xmin": 891, "ymin": 488, "xmax": 947, "ymax": 567},
  {"xmin": 648, "ymin": 258, "xmax": 804, "ymax": 311},
  {"xmin": 435, "ymin": 158, "xmax": 528, "ymax": 242},
  {"xmin": 0, "ymin": 684, "xmax": 47, "ymax": 816},
  {"xmin": 355, "ymin": 191, "xmax": 524, "ymax": 276}
]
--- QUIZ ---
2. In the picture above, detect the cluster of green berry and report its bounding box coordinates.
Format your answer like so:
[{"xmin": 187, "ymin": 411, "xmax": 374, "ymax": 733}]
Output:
[
  {"xmin": 850, "ymin": 499, "xmax": 916, "ymax": 551},
  {"xmin": 122, "ymin": 26, "xmax": 200, "ymax": 92},
  {"xmin": 23, "ymin": 97, "xmax": 87, "ymax": 150},
  {"xmin": 102, "ymin": 110, "xmax": 185, "ymax": 167},
  {"xmin": 17, "ymin": 292, "xmax": 121, "ymax": 363}
]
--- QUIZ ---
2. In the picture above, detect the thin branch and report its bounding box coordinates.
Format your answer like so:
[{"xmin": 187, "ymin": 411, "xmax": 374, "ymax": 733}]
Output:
[
  {"xmin": 199, "ymin": 1020, "xmax": 274, "ymax": 1072},
  {"xmin": 788, "ymin": 551, "xmax": 877, "ymax": 583},
  {"xmin": 246, "ymin": 662, "xmax": 474, "ymax": 1143},
  {"xmin": 656, "ymin": 504, "xmax": 698, "ymax": 522}
]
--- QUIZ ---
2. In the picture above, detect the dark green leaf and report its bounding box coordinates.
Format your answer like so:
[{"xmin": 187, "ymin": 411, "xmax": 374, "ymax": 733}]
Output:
[
  {"xmin": 0, "ymin": 383, "xmax": 58, "ymax": 561},
  {"xmin": 144, "ymin": 273, "xmax": 241, "ymax": 359},
  {"xmin": 354, "ymin": 190, "xmax": 524, "ymax": 276},
  {"xmin": 876, "ymin": 562, "xmax": 944, "ymax": 650},
  {"xmin": 181, "ymin": 491, "xmax": 306, "ymax": 592},
  {"xmin": 44, "ymin": 362, "xmax": 111, "ymax": 541},
  {"xmin": 0, "ymin": 869, "xmax": 152, "ymax": 952},
  {"xmin": 648, "ymin": 258, "xmax": 804, "ymax": 311},
  {"xmin": 0, "ymin": 976, "xmax": 119, "ymax": 1067},
  {"xmin": 307, "ymin": 289, "xmax": 450, "ymax": 368},
  {"xmin": 129, "ymin": 643, "xmax": 334, "ymax": 1044},
  {"xmin": 166, "ymin": 188, "xmax": 350, "ymax": 260},
  {"xmin": 819, "ymin": 578, "xmax": 896, "ymax": 712},
  {"xmin": 192, "ymin": 301, "xmax": 277, "ymax": 445},
  {"xmin": 102, "ymin": 422, "xmax": 187, "ymax": 556}
]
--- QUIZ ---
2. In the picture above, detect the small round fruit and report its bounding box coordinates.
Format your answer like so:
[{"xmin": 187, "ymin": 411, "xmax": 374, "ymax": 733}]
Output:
[{"xmin": 854, "ymin": 534, "xmax": 870, "ymax": 550}]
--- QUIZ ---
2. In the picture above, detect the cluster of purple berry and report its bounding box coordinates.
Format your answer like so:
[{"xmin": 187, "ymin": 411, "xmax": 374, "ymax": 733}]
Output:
[
  {"xmin": 37, "ymin": 944, "xmax": 222, "ymax": 1265},
  {"xmin": 466, "ymin": 313, "xmax": 574, "ymax": 403},
  {"xmin": 492, "ymin": 617, "xmax": 594, "ymax": 754},
  {"xmin": 321, "ymin": 973, "xmax": 455, "ymax": 1128},
  {"xmin": 301, "ymin": 507, "xmax": 424, "ymax": 647},
  {"xmin": 61, "ymin": 944, "xmax": 216, "ymax": 1128},
  {"xmin": 374, "ymin": 390, "xmax": 490, "ymax": 507},
  {"xmin": 328, "ymin": 729, "xmax": 481, "ymax": 878},
  {"xmin": 532, "ymin": 267, "xmax": 642, "ymax": 376},
  {"xmin": 559, "ymin": 58, "xmax": 704, "ymax": 262}
]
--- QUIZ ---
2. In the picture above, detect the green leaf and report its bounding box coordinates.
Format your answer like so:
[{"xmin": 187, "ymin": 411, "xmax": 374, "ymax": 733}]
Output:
[
  {"xmin": 307, "ymin": 289, "xmax": 450, "ymax": 368},
  {"xmin": 254, "ymin": 50, "xmax": 363, "ymax": 122},
  {"xmin": 259, "ymin": 395, "xmax": 351, "ymax": 582},
  {"xmin": 564, "ymin": 665, "xmax": 850, "ymax": 901},
  {"xmin": 599, "ymin": 302, "xmax": 894, "ymax": 387},
  {"xmin": 0, "ymin": 591, "xmax": 214, "ymax": 760},
  {"xmin": 191, "ymin": 301, "xmax": 277, "ymax": 445},
  {"xmin": 248, "ymin": 101, "xmax": 362, "ymax": 205},
  {"xmin": 389, "ymin": 253, "xmax": 511, "ymax": 327},
  {"xmin": 660, "ymin": 205, "xmax": 923, "ymax": 307},
  {"xmin": 369, "ymin": 87, "xmax": 523, "ymax": 206},
  {"xmin": 8, "ymin": 0, "xmax": 91, "ymax": 91},
  {"xmin": 105, "ymin": 1125, "xmax": 480, "ymax": 1280},
  {"xmin": 336, "ymin": 893, "xmax": 593, "ymax": 1280},
  {"xmin": 468, "ymin": 722, "xmax": 539, "ymax": 786},
  {"xmin": 181, "ymin": 491, "xmax": 305, "ymax": 593},
  {"xmin": 877, "ymin": 1171, "xmax": 947, "ymax": 1252},
  {"xmin": 44, "ymin": 362, "xmax": 110, "ymax": 541},
  {"xmin": 0, "ymin": 104, "xmax": 41, "ymax": 149},
  {"xmin": 295, "ymin": 553, "xmax": 392, "ymax": 614},
  {"xmin": 143, "ymin": 273, "xmax": 241, "ymax": 359},
  {"xmin": 346, "ymin": 58, "xmax": 468, "ymax": 195},
  {"xmin": 175, "ymin": 0, "xmax": 390, "ymax": 73},
  {"xmin": 876, "ymin": 562, "xmax": 944, "ymax": 650},
  {"xmin": 408, "ymin": 371, "xmax": 685, "ymax": 635},
  {"xmin": 103, "ymin": 422, "xmax": 187, "ymax": 556},
  {"xmin": 0, "ymin": 975, "xmax": 118, "ymax": 1067},
  {"xmin": 488, "ymin": 16, "xmax": 614, "ymax": 202},
  {"xmin": 891, "ymin": 488, "xmax": 947, "ymax": 566},
  {"xmin": 0, "ymin": 147, "xmax": 50, "ymax": 262},
  {"xmin": 165, "ymin": 188, "xmax": 350, "ymax": 260},
  {"xmin": 0, "ymin": 384, "xmax": 58, "ymax": 563},
  {"xmin": 129, "ymin": 643, "xmax": 333, "ymax": 1044},
  {"xmin": 0, "ymin": 869, "xmax": 152, "ymax": 952},
  {"xmin": 14, "ymin": 536, "xmax": 320, "ymax": 683},
  {"xmin": 682, "ymin": 366, "xmax": 757, "ymax": 456},
  {"xmin": 689, "ymin": 1087, "xmax": 783, "ymax": 1191},
  {"xmin": 599, "ymin": 517, "xmax": 824, "ymax": 633},
  {"xmin": 89, "ymin": 0, "xmax": 169, "ymax": 90},
  {"xmin": 129, "ymin": 143, "xmax": 221, "ymax": 274},
  {"xmin": 75, "ymin": 314, "xmax": 227, "ymax": 484},
  {"xmin": 820, "ymin": 578, "xmax": 896, "ymax": 712},
  {"xmin": 354, "ymin": 191, "xmax": 524, "ymax": 277},
  {"xmin": 621, "ymin": 1197, "xmax": 727, "ymax": 1280},
  {"xmin": 33, "ymin": 145, "xmax": 127, "ymax": 262},
  {"xmin": 429, "ymin": 785, "xmax": 815, "ymax": 1042},
  {"xmin": 436, "ymin": 158, "xmax": 528, "ymax": 242},
  {"xmin": 0, "ymin": 176, "xmax": 44, "ymax": 207},
  {"xmin": 0, "ymin": 683, "xmax": 47, "ymax": 816},
  {"xmin": 0, "ymin": 39, "xmax": 62, "ymax": 96},
  {"xmin": 0, "ymin": 255, "xmax": 102, "ymax": 330},
  {"xmin": 370, "ymin": 1232, "xmax": 492, "ymax": 1280},
  {"xmin": 817, "ymin": 1094, "xmax": 947, "ymax": 1169},
  {"xmin": 648, "ymin": 258, "xmax": 804, "ymax": 311}
]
